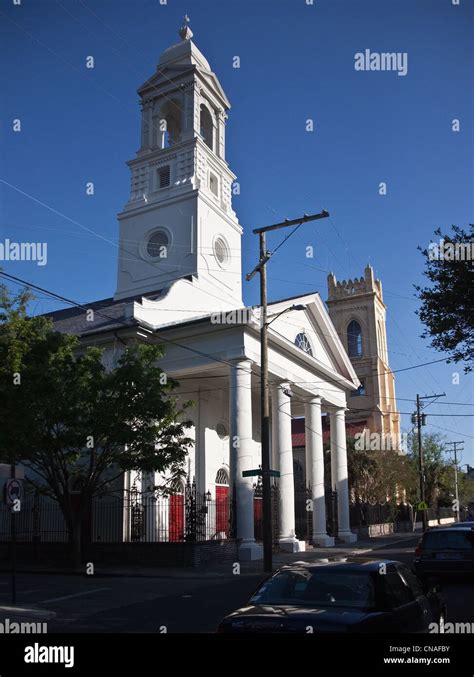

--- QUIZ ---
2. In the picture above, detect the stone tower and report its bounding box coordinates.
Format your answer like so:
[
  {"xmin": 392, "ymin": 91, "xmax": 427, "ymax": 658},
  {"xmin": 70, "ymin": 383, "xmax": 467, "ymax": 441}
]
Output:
[
  {"xmin": 115, "ymin": 18, "xmax": 242, "ymax": 307},
  {"xmin": 326, "ymin": 265, "xmax": 401, "ymax": 446}
]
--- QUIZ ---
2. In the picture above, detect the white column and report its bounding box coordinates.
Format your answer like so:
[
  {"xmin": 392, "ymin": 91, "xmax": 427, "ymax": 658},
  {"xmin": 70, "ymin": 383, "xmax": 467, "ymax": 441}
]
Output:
[
  {"xmin": 333, "ymin": 408, "xmax": 357, "ymax": 543},
  {"xmin": 275, "ymin": 383, "xmax": 305, "ymax": 553},
  {"xmin": 229, "ymin": 359, "xmax": 262, "ymax": 561},
  {"xmin": 305, "ymin": 397, "xmax": 334, "ymax": 547},
  {"xmin": 270, "ymin": 391, "xmax": 280, "ymax": 475},
  {"xmin": 329, "ymin": 411, "xmax": 337, "ymax": 493}
]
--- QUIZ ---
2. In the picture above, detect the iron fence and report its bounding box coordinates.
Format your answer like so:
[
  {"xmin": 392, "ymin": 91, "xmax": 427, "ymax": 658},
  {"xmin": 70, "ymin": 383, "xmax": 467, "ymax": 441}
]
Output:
[
  {"xmin": 0, "ymin": 479, "xmax": 234, "ymax": 544},
  {"xmin": 349, "ymin": 501, "xmax": 411, "ymax": 527}
]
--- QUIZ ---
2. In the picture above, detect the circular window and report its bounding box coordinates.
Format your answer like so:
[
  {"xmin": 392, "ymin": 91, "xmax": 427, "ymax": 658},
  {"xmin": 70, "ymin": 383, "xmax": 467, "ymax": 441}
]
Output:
[
  {"xmin": 216, "ymin": 422, "xmax": 228, "ymax": 439},
  {"xmin": 295, "ymin": 332, "xmax": 313, "ymax": 356},
  {"xmin": 213, "ymin": 236, "xmax": 230, "ymax": 268},
  {"xmin": 146, "ymin": 230, "xmax": 169, "ymax": 259}
]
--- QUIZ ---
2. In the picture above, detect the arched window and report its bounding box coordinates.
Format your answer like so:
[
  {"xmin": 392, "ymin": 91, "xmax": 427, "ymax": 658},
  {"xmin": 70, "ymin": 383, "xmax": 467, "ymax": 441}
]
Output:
[
  {"xmin": 169, "ymin": 478, "xmax": 184, "ymax": 495},
  {"xmin": 295, "ymin": 332, "xmax": 313, "ymax": 356},
  {"xmin": 200, "ymin": 104, "xmax": 214, "ymax": 150},
  {"xmin": 347, "ymin": 320, "xmax": 363, "ymax": 357},
  {"xmin": 215, "ymin": 468, "xmax": 229, "ymax": 486},
  {"xmin": 155, "ymin": 99, "xmax": 182, "ymax": 148}
]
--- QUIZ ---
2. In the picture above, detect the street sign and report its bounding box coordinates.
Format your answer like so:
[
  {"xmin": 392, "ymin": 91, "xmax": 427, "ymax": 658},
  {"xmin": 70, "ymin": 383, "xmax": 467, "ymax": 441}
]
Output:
[
  {"xmin": 4, "ymin": 478, "xmax": 23, "ymax": 506},
  {"xmin": 242, "ymin": 469, "xmax": 280, "ymax": 478},
  {"xmin": 417, "ymin": 501, "xmax": 428, "ymax": 511}
]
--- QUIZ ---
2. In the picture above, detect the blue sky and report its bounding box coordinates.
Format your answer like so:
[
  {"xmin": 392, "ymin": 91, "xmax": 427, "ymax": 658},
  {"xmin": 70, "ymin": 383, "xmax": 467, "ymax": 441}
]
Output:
[{"xmin": 1, "ymin": 0, "xmax": 473, "ymax": 465}]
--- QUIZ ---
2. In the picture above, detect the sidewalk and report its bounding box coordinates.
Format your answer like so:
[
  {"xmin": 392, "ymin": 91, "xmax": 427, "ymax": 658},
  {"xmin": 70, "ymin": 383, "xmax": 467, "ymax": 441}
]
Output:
[{"xmin": 1, "ymin": 529, "xmax": 420, "ymax": 580}]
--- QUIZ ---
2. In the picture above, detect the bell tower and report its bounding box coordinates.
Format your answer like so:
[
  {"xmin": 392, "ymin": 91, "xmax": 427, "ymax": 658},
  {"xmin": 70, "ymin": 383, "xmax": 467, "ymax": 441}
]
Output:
[
  {"xmin": 115, "ymin": 18, "xmax": 242, "ymax": 308},
  {"xmin": 326, "ymin": 265, "xmax": 401, "ymax": 443}
]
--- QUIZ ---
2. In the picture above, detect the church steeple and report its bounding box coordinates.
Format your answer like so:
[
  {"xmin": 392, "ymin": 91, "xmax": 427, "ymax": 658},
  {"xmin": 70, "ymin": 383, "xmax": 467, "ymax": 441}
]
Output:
[{"xmin": 114, "ymin": 23, "xmax": 242, "ymax": 306}]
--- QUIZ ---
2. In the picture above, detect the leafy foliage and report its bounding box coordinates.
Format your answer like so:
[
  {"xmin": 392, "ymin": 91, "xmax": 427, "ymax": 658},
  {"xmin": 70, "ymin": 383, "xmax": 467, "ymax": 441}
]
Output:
[
  {"xmin": 415, "ymin": 224, "xmax": 474, "ymax": 371},
  {"xmin": 0, "ymin": 285, "xmax": 193, "ymax": 563}
]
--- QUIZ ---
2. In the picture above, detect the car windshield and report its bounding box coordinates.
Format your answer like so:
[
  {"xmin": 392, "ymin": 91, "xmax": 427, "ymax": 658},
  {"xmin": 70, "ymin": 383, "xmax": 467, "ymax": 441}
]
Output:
[
  {"xmin": 249, "ymin": 569, "xmax": 377, "ymax": 610},
  {"xmin": 424, "ymin": 530, "xmax": 474, "ymax": 550}
]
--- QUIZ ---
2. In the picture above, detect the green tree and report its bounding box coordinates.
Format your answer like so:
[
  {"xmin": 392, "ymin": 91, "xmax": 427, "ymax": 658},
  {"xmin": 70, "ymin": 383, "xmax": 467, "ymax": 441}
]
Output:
[
  {"xmin": 415, "ymin": 224, "xmax": 474, "ymax": 372},
  {"xmin": 0, "ymin": 285, "xmax": 193, "ymax": 566}
]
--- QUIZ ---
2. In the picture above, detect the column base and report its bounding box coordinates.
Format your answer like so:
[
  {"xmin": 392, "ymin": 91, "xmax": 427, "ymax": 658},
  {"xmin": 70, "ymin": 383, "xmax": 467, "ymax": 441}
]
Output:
[
  {"xmin": 238, "ymin": 541, "xmax": 263, "ymax": 561},
  {"xmin": 312, "ymin": 533, "xmax": 335, "ymax": 547},
  {"xmin": 338, "ymin": 531, "xmax": 357, "ymax": 543},
  {"xmin": 279, "ymin": 537, "xmax": 306, "ymax": 553}
]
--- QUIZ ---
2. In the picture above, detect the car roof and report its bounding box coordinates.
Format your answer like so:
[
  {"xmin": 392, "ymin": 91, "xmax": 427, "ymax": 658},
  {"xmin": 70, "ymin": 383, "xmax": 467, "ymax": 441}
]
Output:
[
  {"xmin": 424, "ymin": 526, "xmax": 473, "ymax": 533},
  {"xmin": 278, "ymin": 557, "xmax": 401, "ymax": 573}
]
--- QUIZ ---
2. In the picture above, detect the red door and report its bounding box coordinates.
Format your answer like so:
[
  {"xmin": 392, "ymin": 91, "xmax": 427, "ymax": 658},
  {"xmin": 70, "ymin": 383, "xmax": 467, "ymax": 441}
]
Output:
[
  {"xmin": 169, "ymin": 494, "xmax": 184, "ymax": 542},
  {"xmin": 216, "ymin": 486, "xmax": 229, "ymax": 535}
]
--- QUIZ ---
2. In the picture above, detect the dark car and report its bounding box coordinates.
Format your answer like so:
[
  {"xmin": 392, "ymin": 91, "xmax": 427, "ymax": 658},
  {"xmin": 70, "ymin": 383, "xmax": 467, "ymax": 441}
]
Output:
[
  {"xmin": 449, "ymin": 521, "xmax": 474, "ymax": 529},
  {"xmin": 217, "ymin": 558, "xmax": 445, "ymax": 633},
  {"xmin": 414, "ymin": 526, "xmax": 474, "ymax": 580}
]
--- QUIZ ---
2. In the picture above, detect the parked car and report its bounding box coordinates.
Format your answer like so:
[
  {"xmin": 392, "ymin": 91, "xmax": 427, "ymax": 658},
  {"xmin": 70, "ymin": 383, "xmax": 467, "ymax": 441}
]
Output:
[
  {"xmin": 217, "ymin": 558, "xmax": 445, "ymax": 633},
  {"xmin": 414, "ymin": 526, "xmax": 474, "ymax": 580},
  {"xmin": 449, "ymin": 521, "xmax": 474, "ymax": 529}
]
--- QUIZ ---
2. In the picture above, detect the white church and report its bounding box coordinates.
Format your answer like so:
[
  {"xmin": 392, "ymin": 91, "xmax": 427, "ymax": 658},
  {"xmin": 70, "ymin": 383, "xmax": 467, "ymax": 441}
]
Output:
[{"xmin": 50, "ymin": 20, "xmax": 360, "ymax": 560}]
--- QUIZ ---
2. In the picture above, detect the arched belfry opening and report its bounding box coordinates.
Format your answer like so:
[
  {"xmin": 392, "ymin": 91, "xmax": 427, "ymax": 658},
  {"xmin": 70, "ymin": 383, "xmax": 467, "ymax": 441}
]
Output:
[
  {"xmin": 200, "ymin": 104, "xmax": 214, "ymax": 151},
  {"xmin": 152, "ymin": 98, "xmax": 182, "ymax": 149}
]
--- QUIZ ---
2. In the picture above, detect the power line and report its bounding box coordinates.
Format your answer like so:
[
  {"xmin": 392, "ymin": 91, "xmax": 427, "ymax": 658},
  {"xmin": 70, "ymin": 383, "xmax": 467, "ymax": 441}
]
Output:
[{"xmin": 2, "ymin": 271, "xmax": 472, "ymax": 422}]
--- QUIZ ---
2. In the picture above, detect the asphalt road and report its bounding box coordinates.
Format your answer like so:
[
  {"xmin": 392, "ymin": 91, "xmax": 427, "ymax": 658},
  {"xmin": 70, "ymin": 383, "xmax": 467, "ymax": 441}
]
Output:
[{"xmin": 1, "ymin": 535, "xmax": 472, "ymax": 632}]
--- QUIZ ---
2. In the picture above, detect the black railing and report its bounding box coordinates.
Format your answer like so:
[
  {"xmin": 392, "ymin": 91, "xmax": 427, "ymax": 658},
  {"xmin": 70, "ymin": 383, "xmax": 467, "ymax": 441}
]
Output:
[
  {"xmin": 0, "ymin": 481, "xmax": 233, "ymax": 544},
  {"xmin": 349, "ymin": 501, "xmax": 411, "ymax": 527}
]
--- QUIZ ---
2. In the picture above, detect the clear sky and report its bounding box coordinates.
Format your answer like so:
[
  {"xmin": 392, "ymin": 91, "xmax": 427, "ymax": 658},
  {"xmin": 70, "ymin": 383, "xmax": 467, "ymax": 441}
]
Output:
[{"xmin": 1, "ymin": 0, "xmax": 473, "ymax": 465}]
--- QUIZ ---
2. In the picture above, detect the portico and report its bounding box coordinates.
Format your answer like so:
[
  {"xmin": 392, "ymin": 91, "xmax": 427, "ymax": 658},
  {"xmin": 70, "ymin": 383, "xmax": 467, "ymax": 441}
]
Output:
[{"xmin": 136, "ymin": 289, "xmax": 361, "ymax": 559}]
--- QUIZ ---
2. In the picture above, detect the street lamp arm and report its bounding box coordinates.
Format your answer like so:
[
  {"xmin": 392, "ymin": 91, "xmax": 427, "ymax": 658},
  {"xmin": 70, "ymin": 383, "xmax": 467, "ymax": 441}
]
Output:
[{"xmin": 266, "ymin": 304, "xmax": 306, "ymax": 327}]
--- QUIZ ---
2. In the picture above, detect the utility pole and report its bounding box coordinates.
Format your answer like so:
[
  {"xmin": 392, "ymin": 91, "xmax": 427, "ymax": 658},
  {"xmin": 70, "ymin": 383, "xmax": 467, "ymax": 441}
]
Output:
[
  {"xmin": 247, "ymin": 210, "xmax": 329, "ymax": 572},
  {"xmin": 445, "ymin": 441, "xmax": 464, "ymax": 522},
  {"xmin": 412, "ymin": 393, "xmax": 445, "ymax": 531}
]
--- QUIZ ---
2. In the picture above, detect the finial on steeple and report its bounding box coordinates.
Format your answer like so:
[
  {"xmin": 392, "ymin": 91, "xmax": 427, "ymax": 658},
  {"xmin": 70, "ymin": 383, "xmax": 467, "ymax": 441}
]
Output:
[{"xmin": 178, "ymin": 14, "xmax": 193, "ymax": 41}]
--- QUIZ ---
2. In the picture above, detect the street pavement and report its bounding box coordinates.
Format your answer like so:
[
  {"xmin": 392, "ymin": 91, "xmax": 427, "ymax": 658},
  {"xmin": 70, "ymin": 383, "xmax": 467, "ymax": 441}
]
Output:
[{"xmin": 0, "ymin": 533, "xmax": 472, "ymax": 633}]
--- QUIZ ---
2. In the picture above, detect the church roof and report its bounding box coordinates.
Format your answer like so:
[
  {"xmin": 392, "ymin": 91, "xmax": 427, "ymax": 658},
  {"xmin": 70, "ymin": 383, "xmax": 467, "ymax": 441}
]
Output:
[
  {"xmin": 43, "ymin": 289, "xmax": 163, "ymax": 337},
  {"xmin": 158, "ymin": 37, "xmax": 211, "ymax": 72},
  {"xmin": 137, "ymin": 19, "xmax": 231, "ymax": 110}
]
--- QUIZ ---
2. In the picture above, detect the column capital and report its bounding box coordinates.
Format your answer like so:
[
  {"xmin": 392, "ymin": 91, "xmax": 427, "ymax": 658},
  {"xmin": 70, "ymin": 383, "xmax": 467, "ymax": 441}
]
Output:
[
  {"xmin": 270, "ymin": 381, "xmax": 293, "ymax": 399},
  {"xmin": 229, "ymin": 356, "xmax": 253, "ymax": 368},
  {"xmin": 328, "ymin": 406, "xmax": 349, "ymax": 417},
  {"xmin": 306, "ymin": 394, "xmax": 323, "ymax": 406}
]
